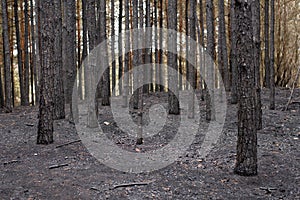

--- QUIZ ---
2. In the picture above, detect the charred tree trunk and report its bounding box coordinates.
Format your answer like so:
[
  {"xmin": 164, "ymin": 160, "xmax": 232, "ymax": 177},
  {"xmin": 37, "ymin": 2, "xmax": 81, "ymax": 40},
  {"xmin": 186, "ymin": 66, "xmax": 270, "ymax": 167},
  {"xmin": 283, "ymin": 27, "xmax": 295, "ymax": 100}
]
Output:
[
  {"xmin": 218, "ymin": 0, "xmax": 230, "ymax": 92},
  {"xmin": 62, "ymin": 0, "xmax": 77, "ymax": 121},
  {"xmin": 118, "ymin": 0, "xmax": 123, "ymax": 95},
  {"xmin": 53, "ymin": 0, "xmax": 65, "ymax": 120},
  {"xmin": 99, "ymin": 0, "xmax": 110, "ymax": 106},
  {"xmin": 205, "ymin": 0, "xmax": 216, "ymax": 121},
  {"xmin": 24, "ymin": 0, "xmax": 30, "ymax": 105},
  {"xmin": 122, "ymin": 0, "xmax": 130, "ymax": 107},
  {"xmin": 37, "ymin": 0, "xmax": 56, "ymax": 144},
  {"xmin": 252, "ymin": 0, "xmax": 262, "ymax": 129},
  {"xmin": 188, "ymin": 0, "xmax": 196, "ymax": 118},
  {"xmin": 14, "ymin": 0, "xmax": 25, "ymax": 106},
  {"xmin": 167, "ymin": 0, "xmax": 179, "ymax": 115},
  {"xmin": 234, "ymin": 0, "xmax": 257, "ymax": 176},
  {"xmin": 269, "ymin": 0, "xmax": 275, "ymax": 110},
  {"xmin": 230, "ymin": 0, "xmax": 238, "ymax": 104},
  {"xmin": 264, "ymin": 0, "xmax": 270, "ymax": 88},
  {"xmin": 1, "ymin": 0, "xmax": 12, "ymax": 112},
  {"xmin": 111, "ymin": 0, "xmax": 116, "ymax": 96},
  {"xmin": 30, "ymin": 0, "xmax": 37, "ymax": 105}
]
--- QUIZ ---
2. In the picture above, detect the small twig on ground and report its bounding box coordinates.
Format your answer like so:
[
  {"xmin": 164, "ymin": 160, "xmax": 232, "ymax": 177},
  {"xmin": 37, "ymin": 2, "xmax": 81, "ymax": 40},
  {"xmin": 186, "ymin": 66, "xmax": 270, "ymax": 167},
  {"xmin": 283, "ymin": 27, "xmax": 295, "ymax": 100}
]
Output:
[
  {"xmin": 25, "ymin": 123, "xmax": 34, "ymax": 127},
  {"xmin": 55, "ymin": 140, "xmax": 81, "ymax": 148},
  {"xmin": 285, "ymin": 65, "xmax": 300, "ymax": 111},
  {"xmin": 3, "ymin": 160, "xmax": 20, "ymax": 165},
  {"xmin": 110, "ymin": 180, "xmax": 155, "ymax": 190},
  {"xmin": 259, "ymin": 187, "xmax": 277, "ymax": 193},
  {"xmin": 49, "ymin": 163, "xmax": 69, "ymax": 169},
  {"xmin": 90, "ymin": 187, "xmax": 101, "ymax": 191}
]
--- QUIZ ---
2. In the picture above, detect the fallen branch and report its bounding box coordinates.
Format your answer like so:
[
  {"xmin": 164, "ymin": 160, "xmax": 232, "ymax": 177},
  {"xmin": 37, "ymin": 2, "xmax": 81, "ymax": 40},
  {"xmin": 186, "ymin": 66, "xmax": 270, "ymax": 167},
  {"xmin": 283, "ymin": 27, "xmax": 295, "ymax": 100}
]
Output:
[
  {"xmin": 259, "ymin": 187, "xmax": 277, "ymax": 193},
  {"xmin": 25, "ymin": 123, "xmax": 34, "ymax": 127},
  {"xmin": 110, "ymin": 180, "xmax": 155, "ymax": 190},
  {"xmin": 285, "ymin": 65, "xmax": 300, "ymax": 111},
  {"xmin": 49, "ymin": 163, "xmax": 69, "ymax": 169},
  {"xmin": 55, "ymin": 140, "xmax": 81, "ymax": 148},
  {"xmin": 3, "ymin": 160, "xmax": 20, "ymax": 165}
]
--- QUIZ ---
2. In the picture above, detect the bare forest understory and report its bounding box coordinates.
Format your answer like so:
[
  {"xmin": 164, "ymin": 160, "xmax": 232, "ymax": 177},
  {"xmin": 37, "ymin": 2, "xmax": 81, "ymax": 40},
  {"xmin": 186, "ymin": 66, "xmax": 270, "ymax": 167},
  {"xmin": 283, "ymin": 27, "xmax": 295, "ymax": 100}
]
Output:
[{"xmin": 0, "ymin": 88, "xmax": 299, "ymax": 199}]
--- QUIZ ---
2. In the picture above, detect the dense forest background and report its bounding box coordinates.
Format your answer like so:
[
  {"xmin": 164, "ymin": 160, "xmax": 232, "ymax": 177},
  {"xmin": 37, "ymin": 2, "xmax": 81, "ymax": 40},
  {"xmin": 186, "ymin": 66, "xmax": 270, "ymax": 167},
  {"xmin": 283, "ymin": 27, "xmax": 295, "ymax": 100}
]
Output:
[{"xmin": 0, "ymin": 0, "xmax": 299, "ymax": 109}]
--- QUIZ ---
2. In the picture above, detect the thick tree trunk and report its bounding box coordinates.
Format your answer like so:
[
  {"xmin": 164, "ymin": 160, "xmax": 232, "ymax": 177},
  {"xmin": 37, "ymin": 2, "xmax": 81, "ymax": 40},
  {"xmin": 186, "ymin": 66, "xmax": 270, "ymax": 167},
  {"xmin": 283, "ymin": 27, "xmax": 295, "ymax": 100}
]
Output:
[
  {"xmin": 122, "ymin": 0, "xmax": 130, "ymax": 107},
  {"xmin": 30, "ymin": 0, "xmax": 37, "ymax": 105},
  {"xmin": 144, "ymin": 0, "xmax": 152, "ymax": 94},
  {"xmin": 62, "ymin": 0, "xmax": 76, "ymax": 106},
  {"xmin": 99, "ymin": 0, "xmax": 110, "ymax": 106},
  {"xmin": 118, "ymin": 0, "xmax": 123, "ymax": 95},
  {"xmin": 53, "ymin": 0, "xmax": 65, "ymax": 120},
  {"xmin": 218, "ymin": 0, "xmax": 230, "ymax": 92},
  {"xmin": 154, "ymin": 0, "xmax": 160, "ymax": 92},
  {"xmin": 14, "ymin": 0, "xmax": 25, "ymax": 106},
  {"xmin": 158, "ymin": 0, "xmax": 163, "ymax": 92},
  {"xmin": 24, "ymin": 0, "xmax": 30, "ymax": 105},
  {"xmin": 111, "ymin": 0, "xmax": 116, "ymax": 96},
  {"xmin": 77, "ymin": 0, "xmax": 83, "ymax": 100},
  {"xmin": 185, "ymin": 0, "xmax": 189, "ymax": 89},
  {"xmin": 252, "ymin": 0, "xmax": 262, "ymax": 129},
  {"xmin": 0, "ymin": 66, "xmax": 4, "ymax": 107},
  {"xmin": 188, "ymin": 0, "xmax": 196, "ymax": 119},
  {"xmin": 132, "ymin": 0, "xmax": 139, "ymax": 109},
  {"xmin": 1, "ymin": 0, "xmax": 12, "ymax": 112},
  {"xmin": 269, "ymin": 0, "xmax": 275, "ymax": 110},
  {"xmin": 34, "ymin": 0, "xmax": 40, "ymax": 104},
  {"xmin": 205, "ymin": 0, "xmax": 215, "ymax": 121},
  {"xmin": 234, "ymin": 0, "xmax": 257, "ymax": 176},
  {"xmin": 167, "ymin": 0, "xmax": 179, "ymax": 115},
  {"xmin": 264, "ymin": 0, "xmax": 270, "ymax": 88},
  {"xmin": 82, "ymin": 0, "xmax": 88, "ymax": 99},
  {"xmin": 37, "ymin": 0, "xmax": 55, "ymax": 144},
  {"xmin": 230, "ymin": 0, "xmax": 238, "ymax": 104},
  {"xmin": 9, "ymin": 8, "xmax": 15, "ymax": 107},
  {"xmin": 199, "ymin": 0, "xmax": 205, "ymax": 101}
]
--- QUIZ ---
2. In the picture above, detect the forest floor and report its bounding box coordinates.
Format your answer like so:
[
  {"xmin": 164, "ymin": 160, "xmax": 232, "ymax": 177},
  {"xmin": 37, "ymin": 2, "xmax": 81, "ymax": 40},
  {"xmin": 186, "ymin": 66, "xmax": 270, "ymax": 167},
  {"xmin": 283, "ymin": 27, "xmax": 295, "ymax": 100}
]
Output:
[{"xmin": 0, "ymin": 88, "xmax": 299, "ymax": 200}]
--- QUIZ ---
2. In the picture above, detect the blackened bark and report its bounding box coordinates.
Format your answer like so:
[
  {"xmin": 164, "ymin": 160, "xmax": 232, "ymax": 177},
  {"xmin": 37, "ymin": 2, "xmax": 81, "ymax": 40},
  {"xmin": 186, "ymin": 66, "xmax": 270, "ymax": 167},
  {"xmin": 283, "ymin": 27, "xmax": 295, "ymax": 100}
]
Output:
[
  {"xmin": 62, "ymin": 0, "xmax": 76, "ymax": 106},
  {"xmin": 144, "ymin": 0, "xmax": 152, "ymax": 94},
  {"xmin": 230, "ymin": 0, "xmax": 238, "ymax": 104},
  {"xmin": 53, "ymin": 0, "xmax": 65, "ymax": 120},
  {"xmin": 264, "ymin": 0, "xmax": 270, "ymax": 88},
  {"xmin": 132, "ymin": 0, "xmax": 139, "ymax": 109},
  {"xmin": 122, "ymin": 0, "xmax": 130, "ymax": 107},
  {"xmin": 34, "ymin": 0, "xmax": 40, "ymax": 104},
  {"xmin": 158, "ymin": 0, "xmax": 163, "ymax": 92},
  {"xmin": 118, "ymin": 0, "xmax": 123, "ymax": 95},
  {"xmin": 167, "ymin": 0, "xmax": 179, "ymax": 115},
  {"xmin": 99, "ymin": 0, "xmax": 110, "ymax": 106},
  {"xmin": 218, "ymin": 0, "xmax": 230, "ymax": 92},
  {"xmin": 199, "ymin": 0, "xmax": 205, "ymax": 101},
  {"xmin": 111, "ymin": 0, "xmax": 116, "ymax": 96},
  {"xmin": 252, "ymin": 0, "xmax": 262, "ymax": 129},
  {"xmin": 206, "ymin": 0, "xmax": 215, "ymax": 121},
  {"xmin": 30, "ymin": 0, "xmax": 37, "ymax": 105},
  {"xmin": 1, "ymin": 0, "xmax": 12, "ymax": 112},
  {"xmin": 14, "ymin": 0, "xmax": 25, "ymax": 106},
  {"xmin": 269, "ymin": 0, "xmax": 275, "ymax": 110},
  {"xmin": 37, "ymin": 0, "xmax": 55, "ymax": 144},
  {"xmin": 234, "ymin": 0, "xmax": 257, "ymax": 176},
  {"xmin": 82, "ymin": 0, "xmax": 88, "ymax": 99},
  {"xmin": 154, "ymin": 0, "xmax": 160, "ymax": 92},
  {"xmin": 24, "ymin": 0, "xmax": 30, "ymax": 105},
  {"xmin": 188, "ymin": 0, "xmax": 196, "ymax": 119},
  {"xmin": 0, "ymin": 65, "xmax": 4, "ymax": 107}
]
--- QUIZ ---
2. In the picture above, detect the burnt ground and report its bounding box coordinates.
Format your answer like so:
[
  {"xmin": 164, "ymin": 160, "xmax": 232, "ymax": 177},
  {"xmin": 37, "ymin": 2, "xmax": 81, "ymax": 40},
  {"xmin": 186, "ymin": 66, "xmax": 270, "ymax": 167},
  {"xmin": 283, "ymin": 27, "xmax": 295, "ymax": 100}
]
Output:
[{"xmin": 0, "ymin": 88, "xmax": 299, "ymax": 200}]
